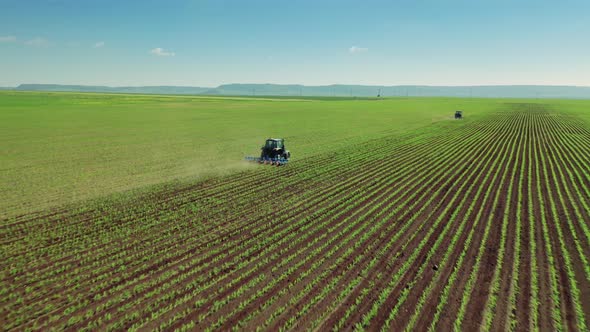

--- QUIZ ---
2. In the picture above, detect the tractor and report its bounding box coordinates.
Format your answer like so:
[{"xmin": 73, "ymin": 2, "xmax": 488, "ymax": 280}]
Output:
[
  {"xmin": 245, "ymin": 138, "xmax": 291, "ymax": 166},
  {"xmin": 455, "ymin": 110, "xmax": 463, "ymax": 119}
]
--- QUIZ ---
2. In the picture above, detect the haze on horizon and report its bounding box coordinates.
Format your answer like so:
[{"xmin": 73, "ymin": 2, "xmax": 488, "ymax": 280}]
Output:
[{"xmin": 1, "ymin": 0, "xmax": 589, "ymax": 87}]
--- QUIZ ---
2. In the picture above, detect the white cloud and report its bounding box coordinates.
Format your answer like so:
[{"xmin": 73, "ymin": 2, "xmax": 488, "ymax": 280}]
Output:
[
  {"xmin": 349, "ymin": 46, "xmax": 368, "ymax": 54},
  {"xmin": 150, "ymin": 47, "xmax": 175, "ymax": 56},
  {"xmin": 93, "ymin": 41, "xmax": 105, "ymax": 48},
  {"xmin": 0, "ymin": 36, "xmax": 16, "ymax": 42},
  {"xmin": 25, "ymin": 37, "xmax": 50, "ymax": 47}
]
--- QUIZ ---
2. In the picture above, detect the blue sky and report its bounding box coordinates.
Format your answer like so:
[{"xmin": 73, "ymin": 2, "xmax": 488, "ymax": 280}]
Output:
[{"xmin": 1, "ymin": 0, "xmax": 589, "ymax": 87}]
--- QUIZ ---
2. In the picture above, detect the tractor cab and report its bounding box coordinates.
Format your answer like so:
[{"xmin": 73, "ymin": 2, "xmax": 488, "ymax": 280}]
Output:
[
  {"xmin": 455, "ymin": 110, "xmax": 463, "ymax": 119},
  {"xmin": 264, "ymin": 138, "xmax": 283, "ymax": 150},
  {"xmin": 261, "ymin": 138, "xmax": 290, "ymax": 160}
]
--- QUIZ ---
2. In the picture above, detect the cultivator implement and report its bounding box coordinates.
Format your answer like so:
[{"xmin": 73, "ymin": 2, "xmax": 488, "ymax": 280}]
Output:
[{"xmin": 245, "ymin": 156, "xmax": 289, "ymax": 166}]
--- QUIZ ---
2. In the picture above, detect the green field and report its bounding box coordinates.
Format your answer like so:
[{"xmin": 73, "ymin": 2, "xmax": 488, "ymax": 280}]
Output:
[
  {"xmin": 2, "ymin": 91, "xmax": 498, "ymax": 218},
  {"xmin": 2, "ymin": 92, "xmax": 590, "ymax": 331}
]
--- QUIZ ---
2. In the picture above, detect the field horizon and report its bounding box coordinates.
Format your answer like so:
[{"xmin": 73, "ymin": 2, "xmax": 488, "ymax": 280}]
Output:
[{"xmin": 5, "ymin": 83, "xmax": 590, "ymax": 99}]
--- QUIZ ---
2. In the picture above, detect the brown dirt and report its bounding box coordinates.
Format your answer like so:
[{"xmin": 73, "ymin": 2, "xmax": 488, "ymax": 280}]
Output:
[
  {"xmin": 514, "ymin": 132, "xmax": 532, "ymax": 331},
  {"xmin": 489, "ymin": 116, "xmax": 526, "ymax": 331}
]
